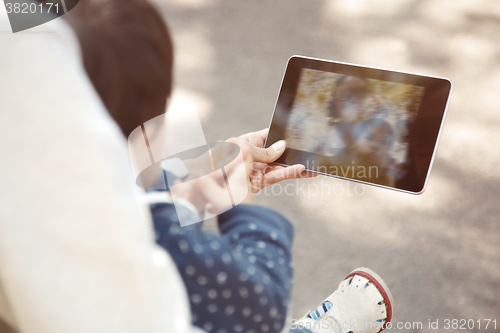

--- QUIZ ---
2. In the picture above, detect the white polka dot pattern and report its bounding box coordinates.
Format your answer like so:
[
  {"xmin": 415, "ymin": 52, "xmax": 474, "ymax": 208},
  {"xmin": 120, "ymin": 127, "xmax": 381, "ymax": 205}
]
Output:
[{"xmin": 151, "ymin": 202, "xmax": 294, "ymax": 333}]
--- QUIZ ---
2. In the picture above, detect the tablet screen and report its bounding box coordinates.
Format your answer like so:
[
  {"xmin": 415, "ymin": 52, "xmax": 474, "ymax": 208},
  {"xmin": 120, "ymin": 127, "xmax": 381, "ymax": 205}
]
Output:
[{"xmin": 266, "ymin": 56, "xmax": 453, "ymax": 194}]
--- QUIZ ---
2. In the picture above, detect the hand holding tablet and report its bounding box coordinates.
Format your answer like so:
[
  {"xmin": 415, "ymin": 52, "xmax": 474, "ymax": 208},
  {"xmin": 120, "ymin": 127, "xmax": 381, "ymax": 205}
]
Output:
[{"xmin": 265, "ymin": 56, "xmax": 453, "ymax": 194}]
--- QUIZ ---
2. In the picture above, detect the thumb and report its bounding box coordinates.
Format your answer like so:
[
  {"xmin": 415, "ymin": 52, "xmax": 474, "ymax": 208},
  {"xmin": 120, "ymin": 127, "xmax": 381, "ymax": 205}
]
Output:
[{"xmin": 249, "ymin": 140, "xmax": 286, "ymax": 164}]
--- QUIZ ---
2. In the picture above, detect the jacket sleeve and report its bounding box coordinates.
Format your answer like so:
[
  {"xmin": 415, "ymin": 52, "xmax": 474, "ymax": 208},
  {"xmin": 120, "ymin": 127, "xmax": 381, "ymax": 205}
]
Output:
[{"xmin": 152, "ymin": 203, "xmax": 294, "ymax": 333}]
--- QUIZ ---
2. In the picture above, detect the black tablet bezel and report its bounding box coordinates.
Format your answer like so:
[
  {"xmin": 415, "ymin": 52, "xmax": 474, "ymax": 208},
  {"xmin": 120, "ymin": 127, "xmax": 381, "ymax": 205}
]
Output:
[{"xmin": 265, "ymin": 55, "xmax": 453, "ymax": 194}]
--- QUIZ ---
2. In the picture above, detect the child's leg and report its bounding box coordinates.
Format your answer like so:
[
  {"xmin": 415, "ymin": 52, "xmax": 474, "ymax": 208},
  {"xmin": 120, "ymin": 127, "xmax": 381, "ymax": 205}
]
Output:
[{"xmin": 151, "ymin": 202, "xmax": 294, "ymax": 333}]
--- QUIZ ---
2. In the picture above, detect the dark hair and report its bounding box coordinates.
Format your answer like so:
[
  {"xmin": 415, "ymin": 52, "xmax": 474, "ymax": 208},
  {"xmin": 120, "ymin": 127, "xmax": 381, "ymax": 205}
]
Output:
[
  {"xmin": 65, "ymin": 0, "xmax": 174, "ymax": 137},
  {"xmin": 334, "ymin": 75, "xmax": 368, "ymax": 93},
  {"xmin": 328, "ymin": 75, "xmax": 368, "ymax": 119}
]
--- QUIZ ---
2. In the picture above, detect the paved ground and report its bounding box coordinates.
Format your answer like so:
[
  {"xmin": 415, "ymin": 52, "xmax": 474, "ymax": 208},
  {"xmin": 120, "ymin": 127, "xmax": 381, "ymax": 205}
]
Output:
[{"xmin": 154, "ymin": 0, "xmax": 499, "ymax": 332}]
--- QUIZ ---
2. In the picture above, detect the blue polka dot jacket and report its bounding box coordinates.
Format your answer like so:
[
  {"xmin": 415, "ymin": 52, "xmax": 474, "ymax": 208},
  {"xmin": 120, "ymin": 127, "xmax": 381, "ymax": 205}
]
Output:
[{"xmin": 151, "ymin": 202, "xmax": 294, "ymax": 333}]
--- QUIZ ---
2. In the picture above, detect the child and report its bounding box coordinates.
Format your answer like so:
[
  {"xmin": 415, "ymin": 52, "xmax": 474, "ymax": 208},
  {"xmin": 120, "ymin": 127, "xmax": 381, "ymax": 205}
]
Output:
[
  {"xmin": 66, "ymin": 1, "xmax": 396, "ymax": 333},
  {"xmin": 311, "ymin": 75, "xmax": 368, "ymax": 157},
  {"xmin": 66, "ymin": 2, "xmax": 295, "ymax": 331},
  {"xmin": 316, "ymin": 117, "xmax": 396, "ymax": 187},
  {"xmin": 354, "ymin": 118, "xmax": 397, "ymax": 187}
]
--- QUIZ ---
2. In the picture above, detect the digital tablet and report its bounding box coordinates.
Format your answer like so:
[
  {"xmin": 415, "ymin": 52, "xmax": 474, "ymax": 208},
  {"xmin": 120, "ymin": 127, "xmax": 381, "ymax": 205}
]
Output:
[{"xmin": 265, "ymin": 56, "xmax": 453, "ymax": 194}]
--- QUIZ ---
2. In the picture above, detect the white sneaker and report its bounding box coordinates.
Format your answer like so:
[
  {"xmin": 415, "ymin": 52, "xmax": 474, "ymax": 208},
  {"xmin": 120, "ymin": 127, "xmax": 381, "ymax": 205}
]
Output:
[{"xmin": 293, "ymin": 267, "xmax": 394, "ymax": 333}]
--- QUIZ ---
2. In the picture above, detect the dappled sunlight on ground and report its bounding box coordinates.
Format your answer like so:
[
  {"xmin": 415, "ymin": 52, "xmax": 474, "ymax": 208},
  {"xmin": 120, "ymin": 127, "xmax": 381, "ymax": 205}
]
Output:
[
  {"xmin": 168, "ymin": 87, "xmax": 213, "ymax": 121},
  {"xmin": 174, "ymin": 26, "xmax": 215, "ymax": 73},
  {"xmin": 440, "ymin": 122, "xmax": 500, "ymax": 180}
]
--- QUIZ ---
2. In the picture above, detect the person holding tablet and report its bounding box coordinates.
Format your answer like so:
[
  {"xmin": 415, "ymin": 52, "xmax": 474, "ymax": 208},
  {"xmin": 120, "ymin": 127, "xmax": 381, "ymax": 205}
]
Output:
[
  {"xmin": 312, "ymin": 75, "xmax": 369, "ymax": 157},
  {"xmin": 0, "ymin": 0, "xmax": 395, "ymax": 332}
]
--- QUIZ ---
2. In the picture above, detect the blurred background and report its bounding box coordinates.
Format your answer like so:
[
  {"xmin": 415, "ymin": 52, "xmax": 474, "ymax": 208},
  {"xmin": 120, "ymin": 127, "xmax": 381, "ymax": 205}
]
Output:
[{"xmin": 153, "ymin": 0, "xmax": 499, "ymax": 332}]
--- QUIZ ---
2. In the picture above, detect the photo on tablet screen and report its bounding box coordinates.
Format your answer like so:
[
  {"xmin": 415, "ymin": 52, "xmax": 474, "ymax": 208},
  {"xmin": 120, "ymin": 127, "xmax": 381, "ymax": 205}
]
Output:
[
  {"xmin": 265, "ymin": 56, "xmax": 453, "ymax": 194},
  {"xmin": 285, "ymin": 69, "xmax": 425, "ymax": 188}
]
